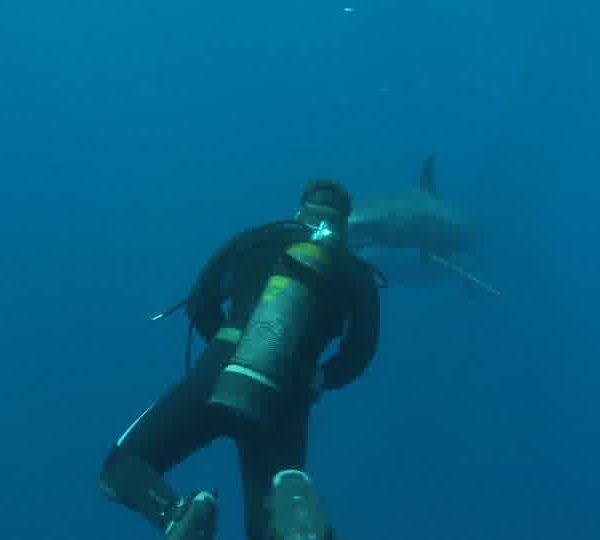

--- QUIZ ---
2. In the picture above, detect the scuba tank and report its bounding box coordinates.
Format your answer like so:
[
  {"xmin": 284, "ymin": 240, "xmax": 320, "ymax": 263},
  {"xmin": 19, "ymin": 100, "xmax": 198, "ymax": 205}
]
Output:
[
  {"xmin": 150, "ymin": 219, "xmax": 388, "ymax": 380},
  {"xmin": 208, "ymin": 221, "xmax": 338, "ymax": 429}
]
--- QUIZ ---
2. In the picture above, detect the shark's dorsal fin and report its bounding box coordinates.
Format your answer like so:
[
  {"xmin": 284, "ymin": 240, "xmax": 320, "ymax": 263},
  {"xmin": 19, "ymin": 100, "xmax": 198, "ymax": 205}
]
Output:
[{"xmin": 418, "ymin": 152, "xmax": 437, "ymax": 196}]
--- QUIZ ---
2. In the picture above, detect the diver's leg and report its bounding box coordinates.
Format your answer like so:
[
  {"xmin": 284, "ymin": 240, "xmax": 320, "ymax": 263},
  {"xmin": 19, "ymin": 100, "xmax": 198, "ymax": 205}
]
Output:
[
  {"xmin": 99, "ymin": 339, "xmax": 234, "ymax": 535},
  {"xmin": 235, "ymin": 411, "xmax": 311, "ymax": 540}
]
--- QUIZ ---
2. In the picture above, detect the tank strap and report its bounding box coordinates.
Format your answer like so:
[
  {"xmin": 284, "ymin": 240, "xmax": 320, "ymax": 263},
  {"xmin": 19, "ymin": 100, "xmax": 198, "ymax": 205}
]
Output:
[
  {"xmin": 223, "ymin": 364, "xmax": 280, "ymax": 391},
  {"xmin": 215, "ymin": 327, "xmax": 243, "ymax": 344}
]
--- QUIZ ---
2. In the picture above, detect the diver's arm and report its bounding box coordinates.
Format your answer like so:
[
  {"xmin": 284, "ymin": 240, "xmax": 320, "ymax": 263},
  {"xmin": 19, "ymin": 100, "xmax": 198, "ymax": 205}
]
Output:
[
  {"xmin": 187, "ymin": 221, "xmax": 309, "ymax": 341},
  {"xmin": 186, "ymin": 240, "xmax": 233, "ymax": 342},
  {"xmin": 321, "ymin": 261, "xmax": 381, "ymax": 390}
]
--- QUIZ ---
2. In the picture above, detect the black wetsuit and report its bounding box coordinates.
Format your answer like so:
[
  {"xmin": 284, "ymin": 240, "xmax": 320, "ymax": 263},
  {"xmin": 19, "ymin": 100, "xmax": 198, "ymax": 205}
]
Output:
[{"xmin": 100, "ymin": 221, "xmax": 380, "ymax": 540}]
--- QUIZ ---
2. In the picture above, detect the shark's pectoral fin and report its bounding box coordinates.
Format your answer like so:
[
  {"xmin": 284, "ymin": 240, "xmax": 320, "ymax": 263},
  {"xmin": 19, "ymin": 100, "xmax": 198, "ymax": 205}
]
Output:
[
  {"xmin": 429, "ymin": 253, "xmax": 501, "ymax": 298},
  {"xmin": 367, "ymin": 262, "xmax": 390, "ymax": 288}
]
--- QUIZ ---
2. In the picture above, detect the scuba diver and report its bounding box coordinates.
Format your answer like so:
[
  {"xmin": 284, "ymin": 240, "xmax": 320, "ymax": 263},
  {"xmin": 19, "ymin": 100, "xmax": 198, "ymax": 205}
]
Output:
[{"xmin": 99, "ymin": 180, "xmax": 381, "ymax": 540}]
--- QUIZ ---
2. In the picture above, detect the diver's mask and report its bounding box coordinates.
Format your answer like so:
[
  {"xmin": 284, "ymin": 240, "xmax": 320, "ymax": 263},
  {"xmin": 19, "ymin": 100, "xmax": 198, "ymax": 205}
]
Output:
[{"xmin": 295, "ymin": 203, "xmax": 348, "ymax": 248}]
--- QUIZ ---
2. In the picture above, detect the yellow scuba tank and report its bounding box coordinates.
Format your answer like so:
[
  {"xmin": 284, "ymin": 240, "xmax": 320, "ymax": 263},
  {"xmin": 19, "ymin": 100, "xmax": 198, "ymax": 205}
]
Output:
[{"xmin": 208, "ymin": 233, "xmax": 335, "ymax": 429}]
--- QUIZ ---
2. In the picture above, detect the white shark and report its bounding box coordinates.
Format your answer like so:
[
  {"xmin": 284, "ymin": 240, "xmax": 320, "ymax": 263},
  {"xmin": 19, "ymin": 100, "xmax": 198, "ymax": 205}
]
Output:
[{"xmin": 348, "ymin": 153, "xmax": 500, "ymax": 297}]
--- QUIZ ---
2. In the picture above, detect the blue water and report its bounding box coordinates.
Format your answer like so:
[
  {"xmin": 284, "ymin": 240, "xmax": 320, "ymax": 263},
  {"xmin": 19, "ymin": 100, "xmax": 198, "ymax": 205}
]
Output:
[{"xmin": 1, "ymin": 1, "xmax": 598, "ymax": 538}]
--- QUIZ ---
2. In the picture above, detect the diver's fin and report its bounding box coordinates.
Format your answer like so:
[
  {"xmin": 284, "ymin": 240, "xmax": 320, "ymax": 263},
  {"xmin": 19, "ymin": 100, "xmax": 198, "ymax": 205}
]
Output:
[
  {"xmin": 267, "ymin": 470, "xmax": 328, "ymax": 540},
  {"xmin": 164, "ymin": 491, "xmax": 218, "ymax": 540},
  {"xmin": 429, "ymin": 253, "xmax": 501, "ymax": 297},
  {"xmin": 418, "ymin": 152, "xmax": 437, "ymax": 197}
]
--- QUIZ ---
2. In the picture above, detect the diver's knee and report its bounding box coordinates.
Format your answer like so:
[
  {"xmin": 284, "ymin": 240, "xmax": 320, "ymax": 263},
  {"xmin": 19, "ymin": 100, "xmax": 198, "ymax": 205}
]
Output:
[
  {"xmin": 99, "ymin": 445, "xmax": 127, "ymax": 501},
  {"xmin": 99, "ymin": 445, "xmax": 157, "ymax": 503}
]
